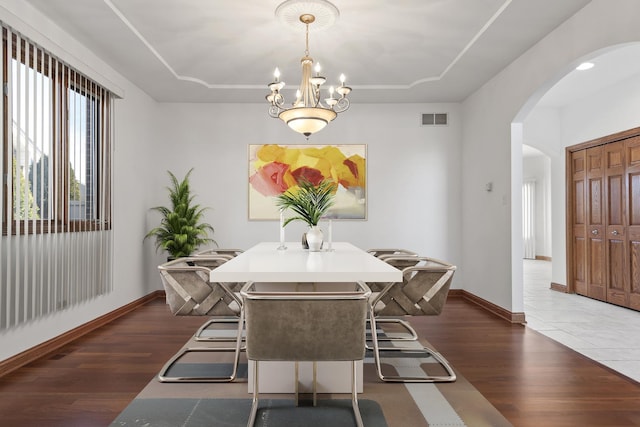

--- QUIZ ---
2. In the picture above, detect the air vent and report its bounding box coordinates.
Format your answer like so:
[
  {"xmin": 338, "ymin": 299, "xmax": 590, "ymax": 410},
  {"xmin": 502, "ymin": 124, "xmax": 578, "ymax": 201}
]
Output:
[{"xmin": 421, "ymin": 113, "xmax": 448, "ymax": 126}]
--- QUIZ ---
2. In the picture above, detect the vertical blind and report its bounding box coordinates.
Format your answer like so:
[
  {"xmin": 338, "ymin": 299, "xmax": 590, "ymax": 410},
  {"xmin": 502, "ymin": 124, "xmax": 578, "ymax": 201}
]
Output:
[
  {"xmin": 522, "ymin": 180, "xmax": 536, "ymax": 260},
  {"xmin": 0, "ymin": 23, "xmax": 113, "ymax": 330}
]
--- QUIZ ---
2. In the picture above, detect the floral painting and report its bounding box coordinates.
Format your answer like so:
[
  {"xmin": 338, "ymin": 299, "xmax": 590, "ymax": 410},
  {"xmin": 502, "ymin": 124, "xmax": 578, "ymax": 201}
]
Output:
[{"xmin": 249, "ymin": 144, "xmax": 366, "ymax": 220}]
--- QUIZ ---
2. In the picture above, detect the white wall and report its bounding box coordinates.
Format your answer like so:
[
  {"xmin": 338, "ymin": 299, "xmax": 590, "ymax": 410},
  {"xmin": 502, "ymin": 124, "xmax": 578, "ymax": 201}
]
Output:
[
  {"xmin": 522, "ymin": 154, "xmax": 551, "ymax": 258},
  {"xmin": 462, "ymin": 0, "xmax": 640, "ymax": 312},
  {"xmin": 0, "ymin": 0, "xmax": 158, "ymax": 362},
  {"xmin": 147, "ymin": 103, "xmax": 464, "ymax": 288},
  {"xmin": 523, "ymin": 108, "xmax": 562, "ymax": 281},
  {"xmin": 560, "ymin": 72, "xmax": 640, "ymax": 145}
]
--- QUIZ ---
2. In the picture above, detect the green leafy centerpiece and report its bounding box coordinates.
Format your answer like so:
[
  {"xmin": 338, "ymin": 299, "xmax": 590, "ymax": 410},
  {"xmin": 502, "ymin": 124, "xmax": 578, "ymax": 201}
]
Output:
[{"xmin": 276, "ymin": 179, "xmax": 336, "ymax": 251}]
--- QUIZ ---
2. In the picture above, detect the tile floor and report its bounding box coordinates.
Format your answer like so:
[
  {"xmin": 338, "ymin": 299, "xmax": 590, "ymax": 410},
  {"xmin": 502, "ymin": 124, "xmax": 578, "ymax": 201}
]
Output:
[{"xmin": 523, "ymin": 259, "xmax": 640, "ymax": 382}]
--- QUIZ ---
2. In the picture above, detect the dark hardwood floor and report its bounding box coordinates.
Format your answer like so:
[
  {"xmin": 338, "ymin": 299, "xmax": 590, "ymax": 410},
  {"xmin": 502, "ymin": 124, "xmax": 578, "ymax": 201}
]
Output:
[{"xmin": 0, "ymin": 296, "xmax": 639, "ymax": 427}]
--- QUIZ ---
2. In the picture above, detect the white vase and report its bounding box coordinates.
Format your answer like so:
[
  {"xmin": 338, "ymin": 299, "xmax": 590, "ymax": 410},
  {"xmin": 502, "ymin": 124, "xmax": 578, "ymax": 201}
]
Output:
[{"xmin": 306, "ymin": 226, "xmax": 323, "ymax": 251}]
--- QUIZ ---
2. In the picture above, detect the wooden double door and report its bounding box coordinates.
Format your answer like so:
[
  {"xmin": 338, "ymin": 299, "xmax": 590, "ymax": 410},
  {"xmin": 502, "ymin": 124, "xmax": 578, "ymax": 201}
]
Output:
[{"xmin": 569, "ymin": 130, "xmax": 640, "ymax": 311}]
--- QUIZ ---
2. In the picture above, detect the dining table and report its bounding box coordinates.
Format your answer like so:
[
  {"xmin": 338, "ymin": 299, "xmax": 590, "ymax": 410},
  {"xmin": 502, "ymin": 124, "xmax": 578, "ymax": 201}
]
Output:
[
  {"xmin": 208, "ymin": 241, "xmax": 403, "ymax": 393},
  {"xmin": 208, "ymin": 241, "xmax": 402, "ymax": 284}
]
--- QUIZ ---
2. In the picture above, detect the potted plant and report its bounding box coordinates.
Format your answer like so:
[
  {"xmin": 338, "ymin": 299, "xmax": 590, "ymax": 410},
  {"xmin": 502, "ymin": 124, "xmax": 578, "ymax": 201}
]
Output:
[
  {"xmin": 145, "ymin": 168, "xmax": 215, "ymax": 259},
  {"xmin": 276, "ymin": 179, "xmax": 336, "ymax": 251}
]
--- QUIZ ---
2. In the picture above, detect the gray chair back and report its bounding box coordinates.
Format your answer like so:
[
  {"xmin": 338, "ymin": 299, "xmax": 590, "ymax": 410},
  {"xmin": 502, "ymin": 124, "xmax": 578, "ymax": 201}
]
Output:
[
  {"xmin": 241, "ymin": 282, "xmax": 370, "ymax": 362},
  {"xmin": 372, "ymin": 256, "xmax": 456, "ymax": 316},
  {"xmin": 158, "ymin": 256, "xmax": 241, "ymax": 316}
]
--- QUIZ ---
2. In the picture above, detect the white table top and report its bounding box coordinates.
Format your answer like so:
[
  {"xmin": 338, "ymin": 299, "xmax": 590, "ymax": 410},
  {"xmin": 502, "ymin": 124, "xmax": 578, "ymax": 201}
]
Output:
[{"xmin": 209, "ymin": 241, "xmax": 402, "ymax": 283}]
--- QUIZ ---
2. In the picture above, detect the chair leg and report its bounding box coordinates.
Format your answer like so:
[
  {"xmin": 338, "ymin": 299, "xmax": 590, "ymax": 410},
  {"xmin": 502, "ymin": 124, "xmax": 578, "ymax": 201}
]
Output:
[
  {"xmin": 369, "ymin": 306, "xmax": 456, "ymax": 383},
  {"xmin": 195, "ymin": 317, "xmax": 245, "ymax": 345},
  {"xmin": 295, "ymin": 361, "xmax": 299, "ymax": 407},
  {"xmin": 247, "ymin": 360, "xmax": 259, "ymax": 427},
  {"xmin": 312, "ymin": 361, "xmax": 317, "ymax": 407},
  {"xmin": 365, "ymin": 317, "xmax": 418, "ymax": 350},
  {"xmin": 158, "ymin": 311, "xmax": 244, "ymax": 383},
  {"xmin": 351, "ymin": 360, "xmax": 365, "ymax": 427}
]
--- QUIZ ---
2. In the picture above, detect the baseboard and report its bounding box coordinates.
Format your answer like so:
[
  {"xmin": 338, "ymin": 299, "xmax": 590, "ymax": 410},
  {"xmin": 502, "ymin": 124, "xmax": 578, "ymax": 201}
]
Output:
[
  {"xmin": 550, "ymin": 282, "xmax": 568, "ymax": 293},
  {"xmin": 448, "ymin": 289, "xmax": 526, "ymax": 324},
  {"xmin": 535, "ymin": 255, "xmax": 552, "ymax": 261},
  {"xmin": 0, "ymin": 290, "xmax": 165, "ymax": 378}
]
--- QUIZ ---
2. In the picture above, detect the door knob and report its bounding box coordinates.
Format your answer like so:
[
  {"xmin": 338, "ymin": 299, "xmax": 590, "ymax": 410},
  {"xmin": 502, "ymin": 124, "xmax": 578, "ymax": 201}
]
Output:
[
  {"xmin": 612, "ymin": 230, "xmax": 619, "ymax": 236},
  {"xmin": 591, "ymin": 230, "xmax": 598, "ymax": 235}
]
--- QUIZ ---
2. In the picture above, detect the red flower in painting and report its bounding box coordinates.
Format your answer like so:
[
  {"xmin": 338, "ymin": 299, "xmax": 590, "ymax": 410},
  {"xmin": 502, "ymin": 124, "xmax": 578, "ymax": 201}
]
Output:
[
  {"xmin": 249, "ymin": 162, "xmax": 290, "ymax": 196},
  {"xmin": 291, "ymin": 166, "xmax": 324, "ymax": 186},
  {"xmin": 344, "ymin": 158, "xmax": 359, "ymax": 180}
]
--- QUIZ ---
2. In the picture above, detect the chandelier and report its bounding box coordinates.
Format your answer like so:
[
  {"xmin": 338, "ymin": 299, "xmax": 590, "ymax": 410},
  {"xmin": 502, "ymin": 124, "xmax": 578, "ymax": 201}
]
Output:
[{"xmin": 266, "ymin": 0, "xmax": 351, "ymax": 138}]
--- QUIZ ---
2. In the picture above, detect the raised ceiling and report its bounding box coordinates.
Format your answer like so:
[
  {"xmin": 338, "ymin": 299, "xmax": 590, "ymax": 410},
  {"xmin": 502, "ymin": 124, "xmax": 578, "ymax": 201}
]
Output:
[{"xmin": 24, "ymin": 0, "xmax": 592, "ymax": 103}]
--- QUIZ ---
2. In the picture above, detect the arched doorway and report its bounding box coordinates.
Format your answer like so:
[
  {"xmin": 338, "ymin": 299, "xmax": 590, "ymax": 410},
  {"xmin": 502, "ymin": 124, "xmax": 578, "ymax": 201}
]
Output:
[{"xmin": 511, "ymin": 43, "xmax": 640, "ymax": 316}]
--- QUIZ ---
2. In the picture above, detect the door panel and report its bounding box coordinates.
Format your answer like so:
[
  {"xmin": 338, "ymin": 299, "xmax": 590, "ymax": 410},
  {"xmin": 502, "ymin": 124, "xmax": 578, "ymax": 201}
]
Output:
[
  {"xmin": 607, "ymin": 238, "xmax": 627, "ymax": 305},
  {"xmin": 586, "ymin": 146, "xmax": 606, "ymax": 300},
  {"xmin": 604, "ymin": 142, "xmax": 628, "ymax": 306},
  {"xmin": 629, "ymin": 230, "xmax": 640, "ymax": 310},
  {"xmin": 574, "ymin": 180, "xmax": 585, "ymax": 225},
  {"xmin": 571, "ymin": 150, "xmax": 587, "ymax": 295},
  {"xmin": 574, "ymin": 233, "xmax": 586, "ymax": 295},
  {"xmin": 626, "ymin": 137, "xmax": 640, "ymax": 310},
  {"xmin": 629, "ymin": 172, "xmax": 640, "ymax": 225},
  {"xmin": 588, "ymin": 236, "xmax": 606, "ymax": 301}
]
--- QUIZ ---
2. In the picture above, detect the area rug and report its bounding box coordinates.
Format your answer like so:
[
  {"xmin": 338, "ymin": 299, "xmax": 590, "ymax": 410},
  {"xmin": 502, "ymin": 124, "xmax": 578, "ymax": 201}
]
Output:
[{"xmin": 110, "ymin": 328, "xmax": 513, "ymax": 427}]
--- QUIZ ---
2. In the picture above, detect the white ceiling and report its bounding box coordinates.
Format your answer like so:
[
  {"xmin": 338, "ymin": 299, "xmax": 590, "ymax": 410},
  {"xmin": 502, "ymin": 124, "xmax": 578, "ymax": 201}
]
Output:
[
  {"xmin": 23, "ymin": 0, "xmax": 597, "ymax": 104},
  {"xmin": 537, "ymin": 43, "xmax": 640, "ymax": 108}
]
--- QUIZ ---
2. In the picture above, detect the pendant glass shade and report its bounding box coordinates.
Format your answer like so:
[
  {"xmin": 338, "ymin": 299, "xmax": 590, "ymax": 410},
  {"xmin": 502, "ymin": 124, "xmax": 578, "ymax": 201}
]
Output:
[{"xmin": 279, "ymin": 107, "xmax": 337, "ymax": 136}]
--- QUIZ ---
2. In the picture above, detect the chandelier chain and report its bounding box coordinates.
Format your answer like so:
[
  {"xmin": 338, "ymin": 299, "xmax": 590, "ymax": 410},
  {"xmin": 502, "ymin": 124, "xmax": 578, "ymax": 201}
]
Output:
[{"xmin": 305, "ymin": 22, "xmax": 310, "ymax": 57}]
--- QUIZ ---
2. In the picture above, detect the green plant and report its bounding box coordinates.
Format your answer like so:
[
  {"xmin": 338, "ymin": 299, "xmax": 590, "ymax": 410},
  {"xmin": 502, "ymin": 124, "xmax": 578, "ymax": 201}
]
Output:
[
  {"xmin": 145, "ymin": 168, "xmax": 215, "ymax": 258},
  {"xmin": 276, "ymin": 179, "xmax": 336, "ymax": 227}
]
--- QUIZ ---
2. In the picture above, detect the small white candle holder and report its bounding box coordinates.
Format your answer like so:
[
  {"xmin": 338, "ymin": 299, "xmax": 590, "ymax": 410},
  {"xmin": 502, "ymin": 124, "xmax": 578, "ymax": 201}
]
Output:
[
  {"xmin": 277, "ymin": 209, "xmax": 287, "ymax": 250},
  {"xmin": 326, "ymin": 219, "xmax": 333, "ymax": 251}
]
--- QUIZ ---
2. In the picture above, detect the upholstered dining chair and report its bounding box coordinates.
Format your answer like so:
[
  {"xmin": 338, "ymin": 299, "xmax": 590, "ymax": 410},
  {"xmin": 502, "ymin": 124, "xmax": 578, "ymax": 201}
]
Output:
[
  {"xmin": 157, "ymin": 256, "xmax": 244, "ymax": 382},
  {"xmin": 368, "ymin": 256, "xmax": 457, "ymax": 383},
  {"xmin": 366, "ymin": 248, "xmax": 420, "ymax": 291},
  {"xmin": 241, "ymin": 281, "xmax": 371, "ymax": 427},
  {"xmin": 191, "ymin": 249, "xmax": 244, "ymax": 342}
]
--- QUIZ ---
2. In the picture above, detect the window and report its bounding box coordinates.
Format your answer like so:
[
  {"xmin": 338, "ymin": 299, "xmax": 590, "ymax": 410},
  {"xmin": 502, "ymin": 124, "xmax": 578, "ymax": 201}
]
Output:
[
  {"xmin": 2, "ymin": 28, "xmax": 112, "ymax": 234},
  {"xmin": 0, "ymin": 24, "xmax": 113, "ymax": 329}
]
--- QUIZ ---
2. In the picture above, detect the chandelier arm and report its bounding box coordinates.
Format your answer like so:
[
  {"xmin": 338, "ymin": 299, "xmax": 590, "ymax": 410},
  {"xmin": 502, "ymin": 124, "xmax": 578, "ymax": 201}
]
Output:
[
  {"xmin": 333, "ymin": 97, "xmax": 350, "ymax": 113},
  {"xmin": 268, "ymin": 104, "xmax": 282, "ymax": 117}
]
